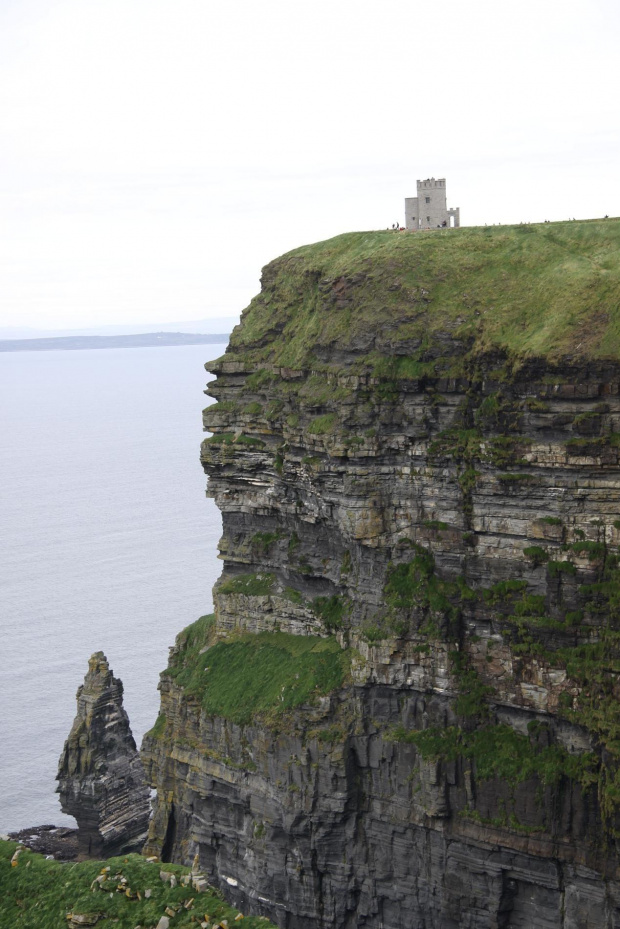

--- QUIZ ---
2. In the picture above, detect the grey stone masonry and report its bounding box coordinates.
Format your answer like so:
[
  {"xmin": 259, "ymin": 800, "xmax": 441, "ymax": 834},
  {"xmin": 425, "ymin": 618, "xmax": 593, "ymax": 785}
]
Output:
[{"xmin": 405, "ymin": 177, "xmax": 460, "ymax": 230}]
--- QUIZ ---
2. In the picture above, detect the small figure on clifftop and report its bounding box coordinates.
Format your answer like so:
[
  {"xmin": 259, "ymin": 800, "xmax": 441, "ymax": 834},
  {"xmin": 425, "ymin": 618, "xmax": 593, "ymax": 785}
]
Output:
[{"xmin": 57, "ymin": 652, "xmax": 151, "ymax": 857}]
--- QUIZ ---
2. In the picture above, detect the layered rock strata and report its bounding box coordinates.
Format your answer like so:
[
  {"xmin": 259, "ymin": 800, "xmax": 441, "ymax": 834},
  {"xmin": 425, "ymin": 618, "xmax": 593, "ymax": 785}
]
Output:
[
  {"xmin": 142, "ymin": 223, "xmax": 620, "ymax": 928},
  {"xmin": 58, "ymin": 652, "xmax": 150, "ymax": 857}
]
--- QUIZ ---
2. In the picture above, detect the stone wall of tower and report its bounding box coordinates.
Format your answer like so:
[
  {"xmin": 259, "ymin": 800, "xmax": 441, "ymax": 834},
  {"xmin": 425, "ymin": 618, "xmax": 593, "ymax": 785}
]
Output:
[
  {"xmin": 404, "ymin": 178, "xmax": 460, "ymax": 230},
  {"xmin": 404, "ymin": 196, "xmax": 419, "ymax": 230},
  {"xmin": 417, "ymin": 178, "xmax": 447, "ymax": 229}
]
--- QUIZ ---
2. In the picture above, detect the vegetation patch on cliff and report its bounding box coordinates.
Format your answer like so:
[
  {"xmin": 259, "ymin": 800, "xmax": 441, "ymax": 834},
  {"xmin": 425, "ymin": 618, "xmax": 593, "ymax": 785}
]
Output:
[
  {"xmin": 0, "ymin": 840, "xmax": 275, "ymax": 929},
  {"xmin": 377, "ymin": 545, "xmax": 473, "ymax": 639},
  {"xmin": 312, "ymin": 594, "xmax": 350, "ymax": 630},
  {"xmin": 392, "ymin": 723, "xmax": 597, "ymax": 792},
  {"xmin": 167, "ymin": 617, "xmax": 349, "ymax": 725},
  {"xmin": 218, "ymin": 572, "xmax": 276, "ymax": 596}
]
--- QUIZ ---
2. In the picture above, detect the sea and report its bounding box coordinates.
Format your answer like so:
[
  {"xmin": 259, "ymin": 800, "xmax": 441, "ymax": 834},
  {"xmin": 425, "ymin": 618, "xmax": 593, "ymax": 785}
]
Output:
[{"xmin": 0, "ymin": 343, "xmax": 228, "ymax": 832}]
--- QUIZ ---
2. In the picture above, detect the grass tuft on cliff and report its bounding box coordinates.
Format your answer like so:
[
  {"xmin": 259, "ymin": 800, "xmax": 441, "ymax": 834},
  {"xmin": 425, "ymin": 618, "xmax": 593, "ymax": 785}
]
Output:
[
  {"xmin": 166, "ymin": 615, "xmax": 349, "ymax": 725},
  {"xmin": 217, "ymin": 219, "xmax": 620, "ymax": 370},
  {"xmin": 0, "ymin": 840, "xmax": 275, "ymax": 929},
  {"xmin": 392, "ymin": 723, "xmax": 598, "ymax": 793}
]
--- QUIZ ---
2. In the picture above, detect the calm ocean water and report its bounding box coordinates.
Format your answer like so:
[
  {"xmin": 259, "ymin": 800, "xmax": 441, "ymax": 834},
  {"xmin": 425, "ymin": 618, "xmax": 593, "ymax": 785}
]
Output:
[{"xmin": 0, "ymin": 343, "xmax": 227, "ymax": 832}]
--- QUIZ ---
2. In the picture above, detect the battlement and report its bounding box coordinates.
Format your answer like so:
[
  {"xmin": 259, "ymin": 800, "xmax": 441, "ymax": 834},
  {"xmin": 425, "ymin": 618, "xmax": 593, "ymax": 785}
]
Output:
[
  {"xmin": 417, "ymin": 178, "xmax": 446, "ymax": 190},
  {"xmin": 405, "ymin": 177, "xmax": 459, "ymax": 231}
]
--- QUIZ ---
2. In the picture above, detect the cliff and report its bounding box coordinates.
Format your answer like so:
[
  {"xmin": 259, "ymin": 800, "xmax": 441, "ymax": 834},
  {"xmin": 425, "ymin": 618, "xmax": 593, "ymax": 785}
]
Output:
[
  {"xmin": 58, "ymin": 652, "xmax": 151, "ymax": 857},
  {"xmin": 142, "ymin": 220, "xmax": 620, "ymax": 928}
]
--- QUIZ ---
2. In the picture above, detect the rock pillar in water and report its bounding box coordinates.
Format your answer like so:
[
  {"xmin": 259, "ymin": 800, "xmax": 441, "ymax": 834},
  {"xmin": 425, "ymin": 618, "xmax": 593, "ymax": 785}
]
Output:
[{"xmin": 57, "ymin": 651, "xmax": 150, "ymax": 857}]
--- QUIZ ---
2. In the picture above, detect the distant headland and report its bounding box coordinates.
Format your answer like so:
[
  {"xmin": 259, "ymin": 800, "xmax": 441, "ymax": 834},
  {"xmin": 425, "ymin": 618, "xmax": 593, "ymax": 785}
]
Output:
[{"xmin": 0, "ymin": 331, "xmax": 231, "ymax": 353}]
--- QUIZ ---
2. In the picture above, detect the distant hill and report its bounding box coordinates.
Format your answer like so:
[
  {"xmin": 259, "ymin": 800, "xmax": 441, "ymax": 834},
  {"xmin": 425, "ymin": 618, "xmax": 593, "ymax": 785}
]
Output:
[
  {"xmin": 0, "ymin": 332, "xmax": 231, "ymax": 353},
  {"xmin": 0, "ymin": 316, "xmax": 239, "ymax": 339}
]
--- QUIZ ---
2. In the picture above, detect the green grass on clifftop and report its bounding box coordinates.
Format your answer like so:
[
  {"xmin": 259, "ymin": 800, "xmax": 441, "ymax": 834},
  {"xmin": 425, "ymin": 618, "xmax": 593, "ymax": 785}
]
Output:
[
  {"xmin": 221, "ymin": 219, "xmax": 620, "ymax": 369},
  {"xmin": 166, "ymin": 616, "xmax": 349, "ymax": 726},
  {"xmin": 0, "ymin": 841, "xmax": 275, "ymax": 929}
]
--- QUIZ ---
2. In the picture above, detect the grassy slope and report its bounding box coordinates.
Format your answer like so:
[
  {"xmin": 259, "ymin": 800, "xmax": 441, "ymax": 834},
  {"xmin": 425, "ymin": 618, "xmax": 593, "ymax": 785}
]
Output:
[
  {"xmin": 0, "ymin": 841, "xmax": 275, "ymax": 929},
  {"xmin": 161, "ymin": 615, "xmax": 349, "ymax": 726},
  {"xmin": 223, "ymin": 219, "xmax": 620, "ymax": 369}
]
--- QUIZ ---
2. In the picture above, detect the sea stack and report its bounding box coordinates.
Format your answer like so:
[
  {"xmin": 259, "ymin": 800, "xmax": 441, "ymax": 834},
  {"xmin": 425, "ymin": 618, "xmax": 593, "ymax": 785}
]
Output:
[{"xmin": 57, "ymin": 651, "xmax": 150, "ymax": 857}]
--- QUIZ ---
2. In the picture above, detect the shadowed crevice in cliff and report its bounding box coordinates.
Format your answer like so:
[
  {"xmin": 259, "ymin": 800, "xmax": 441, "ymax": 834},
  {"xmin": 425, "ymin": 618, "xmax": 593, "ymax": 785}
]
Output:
[{"xmin": 161, "ymin": 803, "xmax": 178, "ymax": 863}]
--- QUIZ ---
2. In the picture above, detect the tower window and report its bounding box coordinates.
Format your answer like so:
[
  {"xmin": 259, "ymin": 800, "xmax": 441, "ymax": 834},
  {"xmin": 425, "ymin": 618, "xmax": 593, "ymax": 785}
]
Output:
[
  {"xmin": 426, "ymin": 216, "xmax": 430, "ymax": 222},
  {"xmin": 425, "ymin": 197, "xmax": 430, "ymax": 204}
]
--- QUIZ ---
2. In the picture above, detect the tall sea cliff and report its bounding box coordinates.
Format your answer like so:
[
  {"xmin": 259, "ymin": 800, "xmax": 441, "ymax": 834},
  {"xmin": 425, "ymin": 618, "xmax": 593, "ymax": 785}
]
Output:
[{"xmin": 142, "ymin": 220, "xmax": 620, "ymax": 928}]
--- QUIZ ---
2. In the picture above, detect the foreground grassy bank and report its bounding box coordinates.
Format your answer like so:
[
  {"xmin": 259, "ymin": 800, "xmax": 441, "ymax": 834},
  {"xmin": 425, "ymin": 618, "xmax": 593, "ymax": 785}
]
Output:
[{"xmin": 0, "ymin": 840, "xmax": 275, "ymax": 929}]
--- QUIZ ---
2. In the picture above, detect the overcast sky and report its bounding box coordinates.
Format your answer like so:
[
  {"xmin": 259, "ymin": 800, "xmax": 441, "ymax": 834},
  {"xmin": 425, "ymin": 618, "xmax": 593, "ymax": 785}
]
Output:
[{"xmin": 1, "ymin": 0, "xmax": 619, "ymax": 331}]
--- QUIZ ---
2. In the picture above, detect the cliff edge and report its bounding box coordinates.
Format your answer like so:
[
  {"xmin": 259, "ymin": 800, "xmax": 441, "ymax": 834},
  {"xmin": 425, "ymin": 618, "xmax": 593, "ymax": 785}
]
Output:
[{"xmin": 143, "ymin": 220, "xmax": 620, "ymax": 928}]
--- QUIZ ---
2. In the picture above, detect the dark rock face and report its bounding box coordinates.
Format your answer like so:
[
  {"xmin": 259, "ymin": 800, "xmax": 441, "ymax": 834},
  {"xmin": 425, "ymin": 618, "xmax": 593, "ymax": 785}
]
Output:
[
  {"xmin": 143, "ymin": 681, "xmax": 620, "ymax": 929},
  {"xmin": 7, "ymin": 824, "xmax": 79, "ymax": 861},
  {"xmin": 142, "ymin": 235, "xmax": 620, "ymax": 928},
  {"xmin": 57, "ymin": 652, "xmax": 150, "ymax": 857}
]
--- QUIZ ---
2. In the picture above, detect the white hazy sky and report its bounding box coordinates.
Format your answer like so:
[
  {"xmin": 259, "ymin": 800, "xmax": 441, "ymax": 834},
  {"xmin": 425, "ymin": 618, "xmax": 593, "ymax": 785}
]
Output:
[{"xmin": 1, "ymin": 0, "xmax": 619, "ymax": 330}]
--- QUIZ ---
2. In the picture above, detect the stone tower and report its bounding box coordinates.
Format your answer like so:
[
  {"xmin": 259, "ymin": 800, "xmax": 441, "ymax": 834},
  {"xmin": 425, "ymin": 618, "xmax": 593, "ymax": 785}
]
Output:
[{"xmin": 405, "ymin": 178, "xmax": 460, "ymax": 231}]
